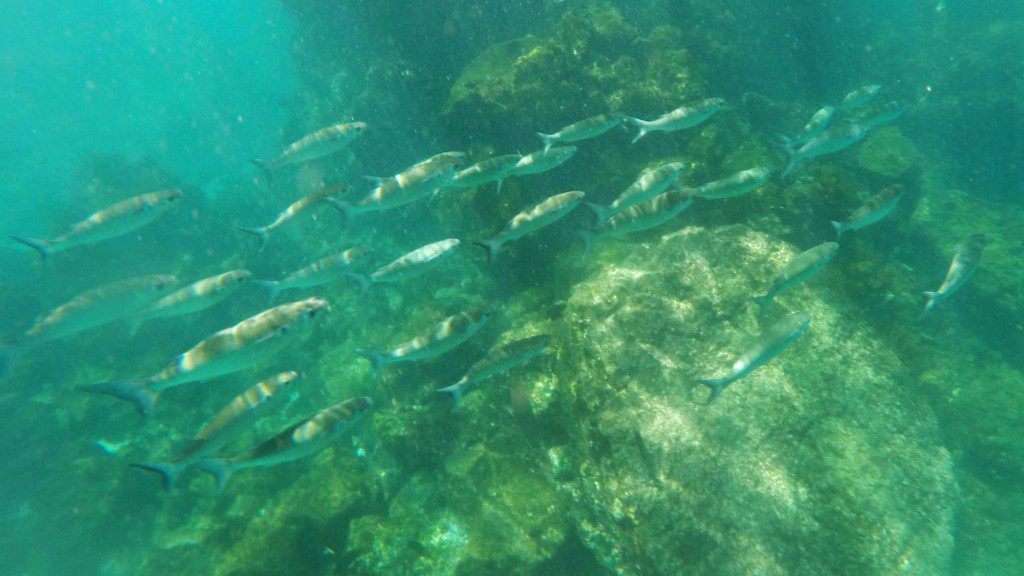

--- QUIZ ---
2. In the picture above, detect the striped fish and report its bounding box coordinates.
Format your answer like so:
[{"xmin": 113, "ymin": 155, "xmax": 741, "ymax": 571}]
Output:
[
  {"xmin": 475, "ymin": 191, "xmax": 585, "ymax": 263},
  {"xmin": 788, "ymin": 106, "xmax": 835, "ymax": 145},
  {"xmin": 831, "ymin": 185, "xmax": 903, "ymax": 239},
  {"xmin": 693, "ymin": 167, "xmax": 771, "ymax": 200},
  {"xmin": 578, "ymin": 186, "xmax": 694, "ymax": 254},
  {"xmin": 130, "ymin": 270, "xmax": 252, "ymax": 336},
  {"xmin": 348, "ymin": 239, "xmax": 459, "ymax": 290},
  {"xmin": 626, "ymin": 98, "xmax": 724, "ymax": 144},
  {"xmin": 197, "ymin": 396, "xmax": 373, "ymax": 489},
  {"xmin": 238, "ymin": 184, "xmax": 348, "ymax": 249},
  {"xmin": 506, "ymin": 146, "xmax": 577, "ymax": 177},
  {"xmin": 754, "ymin": 242, "xmax": 840, "ymax": 316},
  {"xmin": 131, "ymin": 371, "xmax": 299, "ymax": 489},
  {"xmin": 333, "ymin": 152, "xmax": 466, "ymax": 218},
  {"xmin": 356, "ymin": 307, "xmax": 492, "ymax": 371},
  {"xmin": 587, "ymin": 162, "xmax": 685, "ymax": 223},
  {"xmin": 256, "ymin": 247, "xmax": 371, "ymax": 303},
  {"xmin": 85, "ymin": 297, "xmax": 329, "ymax": 417},
  {"xmin": 921, "ymin": 234, "xmax": 986, "ymax": 318},
  {"xmin": 537, "ymin": 113, "xmax": 624, "ymax": 153},
  {"xmin": 438, "ymin": 334, "xmax": 549, "ymax": 404},
  {"xmin": 250, "ymin": 122, "xmax": 367, "ymax": 183},
  {"xmin": 700, "ymin": 312, "xmax": 810, "ymax": 402},
  {"xmin": 10, "ymin": 190, "xmax": 182, "ymax": 262},
  {"xmin": 780, "ymin": 123, "xmax": 871, "ymax": 178},
  {"xmin": 838, "ymin": 85, "xmax": 881, "ymax": 111},
  {"xmin": 449, "ymin": 154, "xmax": 523, "ymax": 194}
]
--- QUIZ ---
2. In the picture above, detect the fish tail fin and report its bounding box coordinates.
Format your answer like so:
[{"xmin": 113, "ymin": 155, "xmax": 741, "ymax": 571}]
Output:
[
  {"xmin": 831, "ymin": 221, "xmax": 844, "ymax": 240},
  {"xmin": 625, "ymin": 118, "xmax": 649, "ymax": 144},
  {"xmin": 131, "ymin": 461, "xmax": 185, "ymax": 491},
  {"xmin": 323, "ymin": 197, "xmax": 353, "ymax": 225},
  {"xmin": 355, "ymin": 348, "xmax": 388, "ymax": 373},
  {"xmin": 253, "ymin": 280, "xmax": 282, "ymax": 304},
  {"xmin": 196, "ymin": 459, "xmax": 232, "ymax": 490},
  {"xmin": 237, "ymin": 226, "xmax": 269, "ymax": 250},
  {"xmin": 578, "ymin": 230, "xmax": 597, "ymax": 257},
  {"xmin": 753, "ymin": 294, "xmax": 772, "ymax": 322},
  {"xmin": 82, "ymin": 379, "xmax": 159, "ymax": 419},
  {"xmin": 699, "ymin": 378, "xmax": 728, "ymax": 403},
  {"xmin": 777, "ymin": 135, "xmax": 799, "ymax": 178},
  {"xmin": 537, "ymin": 133, "xmax": 555, "ymax": 154},
  {"xmin": 472, "ymin": 239, "xmax": 501, "ymax": 264},
  {"xmin": 437, "ymin": 382, "xmax": 464, "ymax": 405},
  {"xmin": 584, "ymin": 201, "xmax": 612, "ymax": 226},
  {"xmin": 9, "ymin": 236, "xmax": 51, "ymax": 263},
  {"xmin": 249, "ymin": 158, "xmax": 274, "ymax": 186},
  {"xmin": 345, "ymin": 272, "xmax": 371, "ymax": 293},
  {"xmin": 919, "ymin": 291, "xmax": 941, "ymax": 320}
]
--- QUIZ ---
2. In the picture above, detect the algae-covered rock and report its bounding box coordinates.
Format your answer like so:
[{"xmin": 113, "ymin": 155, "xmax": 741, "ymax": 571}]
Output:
[{"xmin": 558, "ymin": 225, "xmax": 958, "ymax": 575}]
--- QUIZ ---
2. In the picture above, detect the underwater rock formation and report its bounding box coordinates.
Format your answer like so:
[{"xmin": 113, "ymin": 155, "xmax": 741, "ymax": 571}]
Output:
[{"xmin": 557, "ymin": 225, "xmax": 958, "ymax": 575}]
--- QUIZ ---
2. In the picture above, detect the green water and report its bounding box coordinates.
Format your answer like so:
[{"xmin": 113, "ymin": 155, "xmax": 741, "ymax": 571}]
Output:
[{"xmin": 1, "ymin": 1, "xmax": 1023, "ymax": 575}]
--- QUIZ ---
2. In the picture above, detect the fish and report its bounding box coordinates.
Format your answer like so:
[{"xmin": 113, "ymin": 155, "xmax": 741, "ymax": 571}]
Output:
[
  {"xmin": 506, "ymin": 146, "xmax": 578, "ymax": 177},
  {"xmin": 578, "ymin": 186, "xmax": 694, "ymax": 254},
  {"xmin": 780, "ymin": 123, "xmax": 871, "ymax": 178},
  {"xmin": 626, "ymin": 98, "xmax": 725, "ymax": 144},
  {"xmin": 356, "ymin": 307, "xmax": 492, "ymax": 371},
  {"xmin": 347, "ymin": 239, "xmax": 459, "ymax": 291},
  {"xmin": 448, "ymin": 154, "xmax": 523, "ymax": 194},
  {"xmin": 331, "ymin": 152, "xmax": 466, "ymax": 218},
  {"xmin": 699, "ymin": 312, "xmax": 811, "ymax": 402},
  {"xmin": 536, "ymin": 113, "xmax": 624, "ymax": 153},
  {"xmin": 475, "ymin": 191, "xmax": 585, "ymax": 263},
  {"xmin": 438, "ymin": 334, "xmax": 550, "ymax": 404},
  {"xmin": 754, "ymin": 242, "xmax": 840, "ymax": 315},
  {"xmin": 238, "ymin": 184, "xmax": 348, "ymax": 249},
  {"xmin": 196, "ymin": 396, "xmax": 373, "ymax": 489},
  {"xmin": 10, "ymin": 190, "xmax": 182, "ymax": 262},
  {"xmin": 250, "ymin": 122, "xmax": 367, "ymax": 183},
  {"xmin": 255, "ymin": 247, "xmax": 371, "ymax": 303},
  {"xmin": 586, "ymin": 162, "xmax": 686, "ymax": 223},
  {"xmin": 85, "ymin": 297, "xmax": 329, "ymax": 417},
  {"xmin": 789, "ymin": 106, "xmax": 836, "ymax": 145},
  {"xmin": 921, "ymin": 234, "xmax": 986, "ymax": 318},
  {"xmin": 831, "ymin": 185, "xmax": 903, "ymax": 239},
  {"xmin": 129, "ymin": 270, "xmax": 252, "ymax": 336},
  {"xmin": 692, "ymin": 167, "xmax": 772, "ymax": 200},
  {"xmin": 838, "ymin": 85, "xmax": 882, "ymax": 110},
  {"xmin": 131, "ymin": 371, "xmax": 299, "ymax": 489},
  {"xmin": 860, "ymin": 101, "xmax": 907, "ymax": 130}
]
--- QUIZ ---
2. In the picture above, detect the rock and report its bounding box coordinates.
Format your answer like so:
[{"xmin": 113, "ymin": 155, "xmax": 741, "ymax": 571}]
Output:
[{"xmin": 557, "ymin": 225, "xmax": 958, "ymax": 575}]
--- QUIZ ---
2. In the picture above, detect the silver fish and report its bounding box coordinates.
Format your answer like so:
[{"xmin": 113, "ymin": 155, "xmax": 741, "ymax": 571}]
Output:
[
  {"xmin": 86, "ymin": 297, "xmax": 329, "ymax": 417},
  {"xmin": 476, "ymin": 191, "xmax": 585, "ymax": 263},
  {"xmin": 831, "ymin": 185, "xmax": 903, "ymax": 239},
  {"xmin": 196, "ymin": 396, "xmax": 373, "ymax": 489},
  {"xmin": 250, "ymin": 122, "xmax": 367, "ymax": 182},
  {"xmin": 789, "ymin": 106, "xmax": 836, "ymax": 145},
  {"xmin": 626, "ymin": 98, "xmax": 725, "ymax": 144},
  {"xmin": 131, "ymin": 371, "xmax": 299, "ymax": 489},
  {"xmin": 860, "ymin": 101, "xmax": 907, "ymax": 130},
  {"xmin": 129, "ymin": 270, "xmax": 252, "ymax": 336},
  {"xmin": 10, "ymin": 190, "xmax": 182, "ymax": 262},
  {"xmin": 256, "ymin": 247, "xmax": 371, "ymax": 302},
  {"xmin": 238, "ymin": 184, "xmax": 348, "ymax": 249},
  {"xmin": 356, "ymin": 307, "xmax": 492, "ymax": 371},
  {"xmin": 588, "ymin": 162, "xmax": 686, "ymax": 223},
  {"xmin": 506, "ymin": 146, "xmax": 577, "ymax": 177},
  {"xmin": 754, "ymin": 242, "xmax": 840, "ymax": 314},
  {"xmin": 348, "ymin": 239, "xmax": 460, "ymax": 290},
  {"xmin": 838, "ymin": 85, "xmax": 882, "ymax": 111},
  {"xmin": 922, "ymin": 234, "xmax": 986, "ymax": 317},
  {"xmin": 334, "ymin": 152, "xmax": 466, "ymax": 217},
  {"xmin": 693, "ymin": 167, "xmax": 772, "ymax": 200},
  {"xmin": 578, "ymin": 186, "xmax": 694, "ymax": 254},
  {"xmin": 449, "ymin": 155, "xmax": 523, "ymax": 194},
  {"xmin": 781, "ymin": 123, "xmax": 870, "ymax": 178},
  {"xmin": 438, "ymin": 334, "xmax": 549, "ymax": 404},
  {"xmin": 537, "ymin": 114, "xmax": 624, "ymax": 153},
  {"xmin": 700, "ymin": 312, "xmax": 810, "ymax": 402}
]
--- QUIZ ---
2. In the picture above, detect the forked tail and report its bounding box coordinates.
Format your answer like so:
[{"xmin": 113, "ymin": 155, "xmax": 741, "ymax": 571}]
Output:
[
  {"xmin": 83, "ymin": 379, "xmax": 159, "ymax": 419},
  {"xmin": 249, "ymin": 158, "xmax": 275, "ymax": 186},
  {"xmin": 10, "ymin": 236, "xmax": 52, "ymax": 263},
  {"xmin": 131, "ymin": 461, "xmax": 186, "ymax": 491},
  {"xmin": 237, "ymin": 226, "xmax": 269, "ymax": 250},
  {"xmin": 196, "ymin": 459, "xmax": 233, "ymax": 490},
  {"xmin": 625, "ymin": 117, "xmax": 650, "ymax": 144},
  {"xmin": 536, "ymin": 133, "xmax": 555, "ymax": 154}
]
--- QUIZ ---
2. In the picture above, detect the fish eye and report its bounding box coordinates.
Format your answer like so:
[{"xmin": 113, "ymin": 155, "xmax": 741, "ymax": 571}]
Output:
[{"xmin": 308, "ymin": 309, "xmax": 318, "ymax": 318}]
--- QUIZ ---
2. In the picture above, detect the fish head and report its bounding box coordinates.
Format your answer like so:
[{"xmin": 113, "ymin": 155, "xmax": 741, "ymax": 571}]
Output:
[
  {"xmin": 466, "ymin": 306, "xmax": 494, "ymax": 326},
  {"xmin": 706, "ymin": 97, "xmax": 727, "ymax": 111},
  {"xmin": 525, "ymin": 334, "xmax": 552, "ymax": 351},
  {"xmin": 154, "ymin": 189, "xmax": 184, "ymax": 206},
  {"xmin": 342, "ymin": 246, "xmax": 373, "ymax": 262},
  {"xmin": 149, "ymin": 275, "xmax": 180, "ymax": 294},
  {"xmin": 746, "ymin": 166, "xmax": 773, "ymax": 182},
  {"xmin": 349, "ymin": 122, "xmax": 369, "ymax": 135},
  {"xmin": 221, "ymin": 269, "xmax": 253, "ymax": 287}
]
